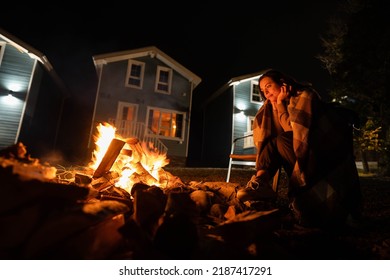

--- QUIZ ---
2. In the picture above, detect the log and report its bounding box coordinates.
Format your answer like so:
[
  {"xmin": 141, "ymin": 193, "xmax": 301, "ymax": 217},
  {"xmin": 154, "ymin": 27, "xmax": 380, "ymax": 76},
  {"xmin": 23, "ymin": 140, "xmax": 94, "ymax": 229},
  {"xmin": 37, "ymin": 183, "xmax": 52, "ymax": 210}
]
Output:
[
  {"xmin": 126, "ymin": 139, "xmax": 144, "ymax": 164},
  {"xmin": 126, "ymin": 137, "xmax": 139, "ymax": 145},
  {"xmin": 93, "ymin": 139, "xmax": 125, "ymax": 178},
  {"xmin": 130, "ymin": 161, "xmax": 158, "ymax": 185},
  {"xmin": 120, "ymin": 149, "xmax": 132, "ymax": 157},
  {"xmin": 91, "ymin": 171, "xmax": 119, "ymax": 191}
]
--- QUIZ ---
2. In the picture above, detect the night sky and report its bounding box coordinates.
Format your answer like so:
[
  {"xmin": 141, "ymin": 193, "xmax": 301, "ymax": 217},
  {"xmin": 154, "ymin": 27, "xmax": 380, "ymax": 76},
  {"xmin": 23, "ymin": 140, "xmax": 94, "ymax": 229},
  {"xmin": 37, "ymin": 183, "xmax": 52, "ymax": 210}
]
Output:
[
  {"xmin": 1, "ymin": 1, "xmax": 340, "ymax": 96},
  {"xmin": 1, "ymin": 1, "xmax": 340, "ymax": 161}
]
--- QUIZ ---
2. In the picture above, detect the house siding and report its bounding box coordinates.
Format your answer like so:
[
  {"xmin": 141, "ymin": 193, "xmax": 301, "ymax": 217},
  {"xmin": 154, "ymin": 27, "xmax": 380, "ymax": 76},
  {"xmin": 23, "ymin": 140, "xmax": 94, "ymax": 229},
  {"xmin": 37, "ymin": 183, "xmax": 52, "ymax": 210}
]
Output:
[
  {"xmin": 91, "ymin": 47, "xmax": 200, "ymax": 164},
  {"xmin": 0, "ymin": 28, "xmax": 67, "ymax": 158},
  {"xmin": 0, "ymin": 43, "xmax": 33, "ymax": 149},
  {"xmin": 0, "ymin": 97, "xmax": 24, "ymax": 148},
  {"xmin": 232, "ymin": 80, "xmax": 260, "ymax": 156}
]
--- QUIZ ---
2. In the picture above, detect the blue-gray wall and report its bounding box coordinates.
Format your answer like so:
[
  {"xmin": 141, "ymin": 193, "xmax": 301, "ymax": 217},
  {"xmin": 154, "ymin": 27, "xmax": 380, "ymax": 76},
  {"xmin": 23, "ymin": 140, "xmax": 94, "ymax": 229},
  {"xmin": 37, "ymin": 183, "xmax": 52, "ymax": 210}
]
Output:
[{"xmin": 93, "ymin": 55, "xmax": 193, "ymax": 159}]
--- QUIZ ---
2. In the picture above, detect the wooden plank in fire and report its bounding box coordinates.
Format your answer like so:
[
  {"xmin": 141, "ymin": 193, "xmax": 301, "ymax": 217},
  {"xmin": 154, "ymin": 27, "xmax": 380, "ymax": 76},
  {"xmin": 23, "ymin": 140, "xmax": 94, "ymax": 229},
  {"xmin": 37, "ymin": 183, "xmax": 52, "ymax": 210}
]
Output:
[{"xmin": 93, "ymin": 138, "xmax": 125, "ymax": 179}]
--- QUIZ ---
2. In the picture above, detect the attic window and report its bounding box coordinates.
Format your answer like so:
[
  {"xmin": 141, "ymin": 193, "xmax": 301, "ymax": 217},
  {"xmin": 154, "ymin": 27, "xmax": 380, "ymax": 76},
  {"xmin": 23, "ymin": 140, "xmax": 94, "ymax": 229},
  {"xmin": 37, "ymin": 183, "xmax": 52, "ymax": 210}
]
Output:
[
  {"xmin": 155, "ymin": 66, "xmax": 172, "ymax": 94},
  {"xmin": 250, "ymin": 80, "xmax": 262, "ymax": 103},
  {"xmin": 126, "ymin": 60, "xmax": 145, "ymax": 89}
]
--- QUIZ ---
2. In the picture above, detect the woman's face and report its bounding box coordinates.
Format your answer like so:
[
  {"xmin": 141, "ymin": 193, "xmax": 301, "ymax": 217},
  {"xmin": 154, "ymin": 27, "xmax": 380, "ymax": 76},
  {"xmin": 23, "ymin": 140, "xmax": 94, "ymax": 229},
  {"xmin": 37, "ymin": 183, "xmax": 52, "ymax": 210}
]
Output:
[{"xmin": 259, "ymin": 77, "xmax": 281, "ymax": 103}]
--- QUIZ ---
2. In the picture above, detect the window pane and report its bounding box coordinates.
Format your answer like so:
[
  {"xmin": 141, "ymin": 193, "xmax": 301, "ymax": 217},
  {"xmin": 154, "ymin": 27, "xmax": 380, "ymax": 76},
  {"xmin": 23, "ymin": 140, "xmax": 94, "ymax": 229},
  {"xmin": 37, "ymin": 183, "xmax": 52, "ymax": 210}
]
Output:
[
  {"xmin": 252, "ymin": 95, "xmax": 261, "ymax": 102},
  {"xmin": 131, "ymin": 64, "xmax": 141, "ymax": 77},
  {"xmin": 128, "ymin": 63, "xmax": 142, "ymax": 87},
  {"xmin": 147, "ymin": 109, "xmax": 184, "ymax": 139},
  {"xmin": 157, "ymin": 84, "xmax": 169, "ymax": 91},
  {"xmin": 174, "ymin": 114, "xmax": 183, "ymax": 137},
  {"xmin": 129, "ymin": 78, "xmax": 139, "ymax": 86},
  {"xmin": 251, "ymin": 82, "xmax": 262, "ymax": 102},
  {"xmin": 160, "ymin": 112, "xmax": 171, "ymax": 136},
  {"xmin": 122, "ymin": 106, "xmax": 135, "ymax": 121},
  {"xmin": 148, "ymin": 110, "xmax": 159, "ymax": 134},
  {"xmin": 156, "ymin": 68, "xmax": 171, "ymax": 93},
  {"xmin": 159, "ymin": 71, "xmax": 169, "ymax": 83}
]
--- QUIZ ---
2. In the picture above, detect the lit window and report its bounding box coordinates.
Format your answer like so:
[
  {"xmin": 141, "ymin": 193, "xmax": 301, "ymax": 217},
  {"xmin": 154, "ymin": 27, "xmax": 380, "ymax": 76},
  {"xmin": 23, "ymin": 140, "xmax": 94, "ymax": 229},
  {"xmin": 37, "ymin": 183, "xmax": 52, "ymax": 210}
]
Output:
[
  {"xmin": 126, "ymin": 60, "xmax": 145, "ymax": 89},
  {"xmin": 147, "ymin": 107, "xmax": 185, "ymax": 140}
]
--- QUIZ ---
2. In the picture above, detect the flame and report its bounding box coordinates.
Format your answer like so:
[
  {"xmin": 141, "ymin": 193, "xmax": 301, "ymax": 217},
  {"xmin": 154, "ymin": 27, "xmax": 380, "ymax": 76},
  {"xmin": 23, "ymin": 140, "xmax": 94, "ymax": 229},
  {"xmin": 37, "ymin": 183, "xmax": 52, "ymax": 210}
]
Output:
[
  {"xmin": 88, "ymin": 122, "xmax": 170, "ymax": 194},
  {"xmin": 139, "ymin": 141, "xmax": 170, "ymax": 180},
  {"xmin": 89, "ymin": 123, "xmax": 117, "ymax": 170}
]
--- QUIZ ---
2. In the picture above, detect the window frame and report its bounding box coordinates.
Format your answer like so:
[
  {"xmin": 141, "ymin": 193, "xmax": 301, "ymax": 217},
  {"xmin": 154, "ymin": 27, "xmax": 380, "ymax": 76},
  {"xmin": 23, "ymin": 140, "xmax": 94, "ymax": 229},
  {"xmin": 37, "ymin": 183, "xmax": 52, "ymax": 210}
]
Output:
[
  {"xmin": 125, "ymin": 59, "xmax": 145, "ymax": 89},
  {"xmin": 243, "ymin": 116, "xmax": 255, "ymax": 148},
  {"xmin": 155, "ymin": 66, "xmax": 172, "ymax": 94},
  {"xmin": 146, "ymin": 106, "xmax": 186, "ymax": 141},
  {"xmin": 0, "ymin": 42, "xmax": 5, "ymax": 67},
  {"xmin": 250, "ymin": 80, "xmax": 262, "ymax": 104}
]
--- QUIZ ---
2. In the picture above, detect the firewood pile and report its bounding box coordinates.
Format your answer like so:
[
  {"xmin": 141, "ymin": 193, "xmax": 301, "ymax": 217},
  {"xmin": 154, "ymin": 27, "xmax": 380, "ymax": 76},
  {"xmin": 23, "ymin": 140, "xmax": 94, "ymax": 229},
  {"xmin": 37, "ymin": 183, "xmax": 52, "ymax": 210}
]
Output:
[{"xmin": 0, "ymin": 141, "xmax": 283, "ymax": 260}]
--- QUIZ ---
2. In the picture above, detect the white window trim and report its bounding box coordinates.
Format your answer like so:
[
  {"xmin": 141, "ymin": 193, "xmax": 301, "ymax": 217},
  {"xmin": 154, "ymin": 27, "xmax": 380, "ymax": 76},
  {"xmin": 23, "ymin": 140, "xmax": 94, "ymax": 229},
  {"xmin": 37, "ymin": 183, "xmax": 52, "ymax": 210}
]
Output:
[
  {"xmin": 125, "ymin": 59, "xmax": 145, "ymax": 89},
  {"xmin": 116, "ymin": 101, "xmax": 138, "ymax": 122},
  {"xmin": 155, "ymin": 66, "xmax": 172, "ymax": 94},
  {"xmin": 146, "ymin": 106, "xmax": 186, "ymax": 141},
  {"xmin": 0, "ymin": 42, "xmax": 5, "ymax": 67},
  {"xmin": 250, "ymin": 80, "xmax": 262, "ymax": 104},
  {"xmin": 243, "ymin": 116, "xmax": 255, "ymax": 148}
]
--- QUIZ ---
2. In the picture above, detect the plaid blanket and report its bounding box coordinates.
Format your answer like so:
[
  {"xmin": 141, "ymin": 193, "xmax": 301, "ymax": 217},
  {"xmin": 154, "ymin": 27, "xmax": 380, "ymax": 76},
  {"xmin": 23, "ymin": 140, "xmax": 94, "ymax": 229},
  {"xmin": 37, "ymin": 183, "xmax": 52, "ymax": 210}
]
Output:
[{"xmin": 253, "ymin": 89, "xmax": 362, "ymax": 225}]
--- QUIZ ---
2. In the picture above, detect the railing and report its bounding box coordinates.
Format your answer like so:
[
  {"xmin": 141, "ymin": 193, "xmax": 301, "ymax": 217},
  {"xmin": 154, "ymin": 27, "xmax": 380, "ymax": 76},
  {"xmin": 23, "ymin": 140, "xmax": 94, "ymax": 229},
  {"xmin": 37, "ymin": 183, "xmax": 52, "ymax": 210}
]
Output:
[{"xmin": 108, "ymin": 119, "xmax": 168, "ymax": 155}]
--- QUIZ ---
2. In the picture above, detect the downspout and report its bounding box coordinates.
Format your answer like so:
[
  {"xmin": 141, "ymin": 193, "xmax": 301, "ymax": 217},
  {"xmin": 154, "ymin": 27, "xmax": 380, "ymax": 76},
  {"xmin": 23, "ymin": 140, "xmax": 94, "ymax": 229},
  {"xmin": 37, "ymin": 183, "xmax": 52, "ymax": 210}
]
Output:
[
  {"xmin": 88, "ymin": 64, "xmax": 103, "ymax": 148},
  {"xmin": 186, "ymin": 80, "xmax": 195, "ymax": 159},
  {"xmin": 201, "ymin": 102, "xmax": 206, "ymax": 164}
]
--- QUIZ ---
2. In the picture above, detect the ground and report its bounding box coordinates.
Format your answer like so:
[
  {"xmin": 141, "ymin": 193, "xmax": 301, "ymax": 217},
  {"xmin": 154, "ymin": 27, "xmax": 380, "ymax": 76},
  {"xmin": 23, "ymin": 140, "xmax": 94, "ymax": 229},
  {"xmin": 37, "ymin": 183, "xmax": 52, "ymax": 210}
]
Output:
[
  {"xmin": 165, "ymin": 167, "xmax": 390, "ymax": 260},
  {"xmin": 2, "ymin": 157, "xmax": 389, "ymax": 260}
]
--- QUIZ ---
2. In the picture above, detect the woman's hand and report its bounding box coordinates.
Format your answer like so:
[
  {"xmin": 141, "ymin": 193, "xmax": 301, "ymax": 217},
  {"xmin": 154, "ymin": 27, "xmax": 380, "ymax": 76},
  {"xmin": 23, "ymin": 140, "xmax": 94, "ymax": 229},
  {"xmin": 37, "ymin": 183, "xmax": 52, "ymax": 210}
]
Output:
[{"xmin": 277, "ymin": 84, "xmax": 290, "ymax": 104}]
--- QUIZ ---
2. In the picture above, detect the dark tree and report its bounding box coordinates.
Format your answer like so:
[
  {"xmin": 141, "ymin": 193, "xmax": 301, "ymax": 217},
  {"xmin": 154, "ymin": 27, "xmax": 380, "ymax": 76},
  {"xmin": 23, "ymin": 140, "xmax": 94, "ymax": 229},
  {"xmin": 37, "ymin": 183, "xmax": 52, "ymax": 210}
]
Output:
[{"xmin": 318, "ymin": 0, "xmax": 390, "ymax": 175}]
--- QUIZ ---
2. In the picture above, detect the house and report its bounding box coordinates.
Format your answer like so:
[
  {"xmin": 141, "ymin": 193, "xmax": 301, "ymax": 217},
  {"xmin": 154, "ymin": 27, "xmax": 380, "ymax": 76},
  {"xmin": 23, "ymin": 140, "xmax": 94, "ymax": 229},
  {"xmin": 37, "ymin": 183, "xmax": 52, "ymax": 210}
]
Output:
[
  {"xmin": 90, "ymin": 46, "xmax": 202, "ymax": 166},
  {"xmin": 199, "ymin": 70, "xmax": 269, "ymax": 167},
  {"xmin": 0, "ymin": 27, "xmax": 68, "ymax": 157}
]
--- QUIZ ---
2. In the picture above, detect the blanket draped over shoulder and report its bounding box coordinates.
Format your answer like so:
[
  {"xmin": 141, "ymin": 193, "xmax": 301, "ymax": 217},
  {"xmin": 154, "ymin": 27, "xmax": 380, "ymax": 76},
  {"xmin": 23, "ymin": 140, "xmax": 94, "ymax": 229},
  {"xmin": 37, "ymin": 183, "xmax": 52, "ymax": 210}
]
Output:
[{"xmin": 253, "ymin": 89, "xmax": 362, "ymax": 225}]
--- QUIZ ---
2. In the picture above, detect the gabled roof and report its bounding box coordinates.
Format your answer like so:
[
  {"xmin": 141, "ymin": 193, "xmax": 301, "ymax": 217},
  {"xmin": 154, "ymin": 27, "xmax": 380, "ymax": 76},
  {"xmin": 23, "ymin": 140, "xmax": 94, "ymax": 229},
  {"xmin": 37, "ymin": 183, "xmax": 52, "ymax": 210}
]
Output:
[
  {"xmin": 202, "ymin": 69, "xmax": 271, "ymax": 107},
  {"xmin": 0, "ymin": 27, "xmax": 53, "ymax": 72},
  {"xmin": 0, "ymin": 27, "xmax": 68, "ymax": 96},
  {"xmin": 93, "ymin": 46, "xmax": 202, "ymax": 88}
]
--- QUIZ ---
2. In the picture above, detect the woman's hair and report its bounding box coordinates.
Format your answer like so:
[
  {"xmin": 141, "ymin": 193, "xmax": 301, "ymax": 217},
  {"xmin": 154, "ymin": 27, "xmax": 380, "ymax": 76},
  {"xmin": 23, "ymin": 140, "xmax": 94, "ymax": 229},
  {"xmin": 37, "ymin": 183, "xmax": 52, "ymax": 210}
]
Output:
[{"xmin": 258, "ymin": 69, "xmax": 314, "ymax": 100}]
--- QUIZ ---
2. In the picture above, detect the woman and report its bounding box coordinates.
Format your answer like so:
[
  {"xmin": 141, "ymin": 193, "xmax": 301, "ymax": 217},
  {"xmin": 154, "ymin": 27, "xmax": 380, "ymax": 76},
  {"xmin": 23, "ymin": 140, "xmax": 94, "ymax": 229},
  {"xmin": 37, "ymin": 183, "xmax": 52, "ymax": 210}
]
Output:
[{"xmin": 237, "ymin": 69, "xmax": 362, "ymax": 228}]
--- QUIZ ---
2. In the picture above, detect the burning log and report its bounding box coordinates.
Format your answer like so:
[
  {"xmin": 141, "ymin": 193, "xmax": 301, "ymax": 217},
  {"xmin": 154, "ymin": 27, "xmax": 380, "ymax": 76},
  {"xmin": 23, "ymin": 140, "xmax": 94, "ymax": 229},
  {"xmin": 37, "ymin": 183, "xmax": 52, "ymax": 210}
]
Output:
[
  {"xmin": 120, "ymin": 149, "xmax": 132, "ymax": 157},
  {"xmin": 125, "ymin": 138, "xmax": 159, "ymax": 186},
  {"xmin": 93, "ymin": 138, "xmax": 125, "ymax": 178},
  {"xmin": 92, "ymin": 135, "xmax": 159, "ymax": 186},
  {"xmin": 130, "ymin": 161, "xmax": 158, "ymax": 186},
  {"xmin": 91, "ymin": 171, "xmax": 119, "ymax": 192},
  {"xmin": 126, "ymin": 138, "xmax": 143, "ymax": 163}
]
